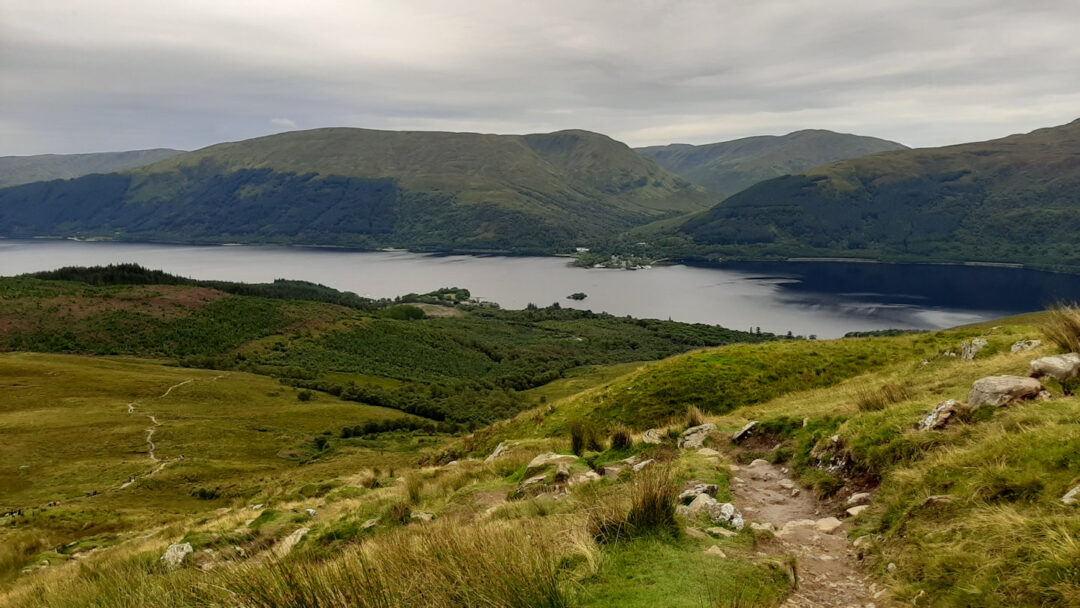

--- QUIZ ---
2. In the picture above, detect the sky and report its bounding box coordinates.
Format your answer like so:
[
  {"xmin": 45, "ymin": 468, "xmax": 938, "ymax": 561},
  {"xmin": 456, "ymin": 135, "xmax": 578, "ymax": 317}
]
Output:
[{"xmin": 2, "ymin": 0, "xmax": 1079, "ymax": 155}]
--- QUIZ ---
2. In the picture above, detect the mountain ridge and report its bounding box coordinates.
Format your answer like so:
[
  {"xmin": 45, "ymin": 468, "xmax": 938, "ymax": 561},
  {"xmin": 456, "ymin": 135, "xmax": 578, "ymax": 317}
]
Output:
[{"xmin": 0, "ymin": 148, "xmax": 185, "ymax": 188}]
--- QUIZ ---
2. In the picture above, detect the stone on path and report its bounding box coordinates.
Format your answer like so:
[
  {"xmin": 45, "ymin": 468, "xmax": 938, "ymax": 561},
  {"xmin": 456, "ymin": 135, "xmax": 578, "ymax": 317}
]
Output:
[
  {"xmin": 846, "ymin": 492, "xmax": 871, "ymax": 507},
  {"xmin": 815, "ymin": 517, "xmax": 844, "ymax": 534},
  {"xmin": 748, "ymin": 458, "xmax": 770, "ymax": 467},
  {"xmin": 846, "ymin": 505, "xmax": 869, "ymax": 517}
]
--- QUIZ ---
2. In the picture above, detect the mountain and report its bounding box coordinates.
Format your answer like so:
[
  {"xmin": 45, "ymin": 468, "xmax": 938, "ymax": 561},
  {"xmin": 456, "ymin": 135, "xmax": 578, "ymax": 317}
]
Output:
[
  {"xmin": 636, "ymin": 130, "xmax": 907, "ymax": 197},
  {"xmin": 0, "ymin": 149, "xmax": 185, "ymax": 187},
  {"xmin": 677, "ymin": 118, "xmax": 1080, "ymax": 272},
  {"xmin": 0, "ymin": 128, "xmax": 707, "ymax": 251}
]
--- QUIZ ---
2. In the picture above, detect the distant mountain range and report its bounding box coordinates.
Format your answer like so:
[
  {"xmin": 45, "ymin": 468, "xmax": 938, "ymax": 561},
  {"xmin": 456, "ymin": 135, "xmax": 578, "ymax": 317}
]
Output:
[
  {"xmin": 0, "ymin": 149, "xmax": 185, "ymax": 187},
  {"xmin": 0, "ymin": 128, "xmax": 707, "ymax": 251},
  {"xmin": 636, "ymin": 130, "xmax": 906, "ymax": 197},
  {"xmin": 677, "ymin": 118, "xmax": 1080, "ymax": 271}
]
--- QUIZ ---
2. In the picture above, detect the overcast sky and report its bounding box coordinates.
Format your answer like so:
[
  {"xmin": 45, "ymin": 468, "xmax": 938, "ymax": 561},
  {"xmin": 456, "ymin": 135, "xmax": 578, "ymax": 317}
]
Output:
[{"xmin": 2, "ymin": 0, "xmax": 1079, "ymax": 155}]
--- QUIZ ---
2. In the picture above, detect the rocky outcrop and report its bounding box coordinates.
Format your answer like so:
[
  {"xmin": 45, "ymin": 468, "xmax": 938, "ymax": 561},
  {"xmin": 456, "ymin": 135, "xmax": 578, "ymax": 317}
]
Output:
[
  {"xmin": 641, "ymin": 428, "xmax": 665, "ymax": 444},
  {"xmin": 916, "ymin": 399, "xmax": 965, "ymax": 431},
  {"xmin": 484, "ymin": 441, "xmax": 515, "ymax": 463},
  {"xmin": 1010, "ymin": 339, "xmax": 1041, "ymax": 353},
  {"xmin": 524, "ymin": 452, "xmax": 576, "ymax": 476},
  {"xmin": 161, "ymin": 542, "xmax": 193, "ymax": 569},
  {"xmin": 961, "ymin": 337, "xmax": 988, "ymax": 360},
  {"xmin": 677, "ymin": 493, "xmax": 744, "ymax": 530},
  {"xmin": 967, "ymin": 376, "xmax": 1044, "ymax": 408},
  {"xmin": 679, "ymin": 424, "xmax": 716, "ymax": 449},
  {"xmin": 678, "ymin": 482, "xmax": 719, "ymax": 504}
]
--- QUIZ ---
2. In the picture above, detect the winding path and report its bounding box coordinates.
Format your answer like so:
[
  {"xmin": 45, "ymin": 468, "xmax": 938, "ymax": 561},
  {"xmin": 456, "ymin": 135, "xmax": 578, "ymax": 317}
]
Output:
[
  {"xmin": 728, "ymin": 460, "xmax": 887, "ymax": 608},
  {"xmin": 119, "ymin": 379, "xmax": 196, "ymax": 489}
]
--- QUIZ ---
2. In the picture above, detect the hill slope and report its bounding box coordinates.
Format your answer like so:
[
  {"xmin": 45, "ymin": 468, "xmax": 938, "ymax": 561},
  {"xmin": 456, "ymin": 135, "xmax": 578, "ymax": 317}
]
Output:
[
  {"xmin": 636, "ymin": 130, "xmax": 906, "ymax": 197},
  {"xmin": 0, "ymin": 128, "xmax": 707, "ymax": 251},
  {"xmin": 677, "ymin": 118, "xmax": 1080, "ymax": 271},
  {"xmin": 0, "ymin": 149, "xmax": 184, "ymax": 187}
]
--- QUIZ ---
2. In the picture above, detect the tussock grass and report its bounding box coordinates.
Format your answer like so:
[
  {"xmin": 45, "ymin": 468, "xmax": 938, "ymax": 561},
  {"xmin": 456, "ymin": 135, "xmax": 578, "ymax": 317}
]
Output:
[
  {"xmin": 685, "ymin": 406, "xmax": 706, "ymax": 428},
  {"xmin": 1040, "ymin": 304, "xmax": 1080, "ymax": 352},
  {"xmin": 569, "ymin": 419, "xmax": 604, "ymax": 456},
  {"xmin": 853, "ymin": 382, "xmax": 911, "ymax": 412},
  {"xmin": 404, "ymin": 473, "xmax": 424, "ymax": 504},
  {"xmin": 609, "ymin": 424, "xmax": 633, "ymax": 451},
  {"xmin": 587, "ymin": 465, "xmax": 678, "ymax": 543}
]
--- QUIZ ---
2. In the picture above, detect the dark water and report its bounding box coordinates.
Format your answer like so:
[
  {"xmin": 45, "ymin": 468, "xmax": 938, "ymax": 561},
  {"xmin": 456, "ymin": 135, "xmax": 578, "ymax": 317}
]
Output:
[{"xmin": 3, "ymin": 240, "xmax": 1079, "ymax": 338}]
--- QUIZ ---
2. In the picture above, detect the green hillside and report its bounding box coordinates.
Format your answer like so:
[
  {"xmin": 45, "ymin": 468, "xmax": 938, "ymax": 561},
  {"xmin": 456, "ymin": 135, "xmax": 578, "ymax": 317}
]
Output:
[
  {"xmin": 0, "ymin": 149, "xmax": 184, "ymax": 188},
  {"xmin": 677, "ymin": 118, "xmax": 1080, "ymax": 271},
  {"xmin": 636, "ymin": 129, "xmax": 906, "ymax": 197},
  {"xmin": 0, "ymin": 128, "xmax": 708, "ymax": 251}
]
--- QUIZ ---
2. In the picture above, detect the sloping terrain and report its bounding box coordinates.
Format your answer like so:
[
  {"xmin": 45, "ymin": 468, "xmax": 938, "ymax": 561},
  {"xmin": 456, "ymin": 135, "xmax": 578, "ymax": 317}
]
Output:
[
  {"xmin": 0, "ymin": 129, "xmax": 708, "ymax": 251},
  {"xmin": 677, "ymin": 118, "xmax": 1080, "ymax": 271},
  {"xmin": 0, "ymin": 149, "xmax": 184, "ymax": 187},
  {"xmin": 636, "ymin": 130, "xmax": 906, "ymax": 197}
]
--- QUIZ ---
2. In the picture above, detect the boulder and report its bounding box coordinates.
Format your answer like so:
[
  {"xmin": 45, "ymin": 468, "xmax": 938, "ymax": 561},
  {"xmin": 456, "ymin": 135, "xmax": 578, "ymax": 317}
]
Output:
[
  {"xmin": 960, "ymin": 337, "xmax": 988, "ymax": 361},
  {"xmin": 1011, "ymin": 339, "xmax": 1042, "ymax": 353},
  {"xmin": 161, "ymin": 543, "xmax": 193, "ymax": 570},
  {"xmin": 778, "ymin": 479, "xmax": 795, "ymax": 490},
  {"xmin": 678, "ymin": 424, "xmax": 716, "ymax": 449},
  {"xmin": 410, "ymin": 511, "xmax": 434, "ymax": 523},
  {"xmin": 1030, "ymin": 353, "xmax": 1080, "ymax": 382},
  {"xmin": 846, "ymin": 505, "xmax": 869, "ymax": 517},
  {"xmin": 748, "ymin": 459, "xmax": 770, "ymax": 468},
  {"xmin": 1062, "ymin": 485, "xmax": 1080, "ymax": 505},
  {"xmin": 641, "ymin": 428, "xmax": 665, "ymax": 445},
  {"xmin": 570, "ymin": 470, "xmax": 602, "ymax": 485},
  {"xmin": 524, "ymin": 453, "xmax": 576, "ymax": 476},
  {"xmin": 683, "ymin": 494, "xmax": 744, "ymax": 529},
  {"xmin": 731, "ymin": 421, "xmax": 758, "ymax": 443},
  {"xmin": 967, "ymin": 376, "xmax": 1043, "ymax": 408},
  {"xmin": 916, "ymin": 399, "xmax": 965, "ymax": 431},
  {"xmin": 846, "ymin": 492, "xmax": 872, "ymax": 507}
]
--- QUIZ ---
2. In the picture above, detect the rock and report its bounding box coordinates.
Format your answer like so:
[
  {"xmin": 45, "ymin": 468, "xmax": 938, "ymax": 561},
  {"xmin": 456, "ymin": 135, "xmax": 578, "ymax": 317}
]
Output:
[
  {"xmin": 968, "ymin": 375, "xmax": 1043, "ymax": 408},
  {"xmin": 852, "ymin": 535, "xmax": 873, "ymax": 550},
  {"xmin": 731, "ymin": 421, "xmax": 758, "ymax": 442},
  {"xmin": 632, "ymin": 458, "xmax": 654, "ymax": 472},
  {"xmin": 361, "ymin": 518, "xmax": 379, "ymax": 529},
  {"xmin": 1030, "ymin": 353, "xmax": 1080, "ymax": 382},
  {"xmin": 790, "ymin": 488, "xmax": 801, "ymax": 497},
  {"xmin": 304, "ymin": 508, "xmax": 317, "ymax": 517},
  {"xmin": 1011, "ymin": 339, "xmax": 1042, "ymax": 353},
  {"xmin": 524, "ymin": 453, "xmax": 576, "ymax": 476},
  {"xmin": 960, "ymin": 337, "xmax": 988, "ymax": 360},
  {"xmin": 250, "ymin": 504, "xmax": 264, "ymax": 510},
  {"xmin": 917, "ymin": 399, "xmax": 966, "ymax": 431},
  {"xmin": 570, "ymin": 470, "xmax": 602, "ymax": 485},
  {"xmin": 683, "ymin": 494, "xmax": 744, "ymax": 529},
  {"xmin": 678, "ymin": 483, "xmax": 719, "ymax": 504},
  {"xmin": 846, "ymin": 492, "xmax": 872, "ymax": 507},
  {"xmin": 484, "ymin": 441, "xmax": 511, "ymax": 463},
  {"xmin": 446, "ymin": 460, "xmax": 458, "ymax": 466},
  {"xmin": 685, "ymin": 527, "xmax": 708, "ymax": 539},
  {"xmin": 919, "ymin": 495, "xmax": 954, "ymax": 507},
  {"xmin": 697, "ymin": 447, "xmax": 720, "ymax": 457},
  {"xmin": 706, "ymin": 526, "xmax": 738, "ymax": 538},
  {"xmin": 750, "ymin": 522, "xmax": 775, "ymax": 532},
  {"xmin": 776, "ymin": 519, "xmax": 817, "ymax": 537},
  {"xmin": 273, "ymin": 527, "xmax": 310, "ymax": 558},
  {"xmin": 554, "ymin": 462, "xmax": 571, "ymax": 483},
  {"xmin": 1062, "ymin": 485, "xmax": 1080, "ymax": 505},
  {"xmin": 161, "ymin": 543, "xmax": 193, "ymax": 569},
  {"xmin": 678, "ymin": 424, "xmax": 716, "ymax": 449},
  {"xmin": 778, "ymin": 478, "xmax": 795, "ymax": 490},
  {"xmin": 703, "ymin": 545, "xmax": 727, "ymax": 557},
  {"xmin": 641, "ymin": 428, "xmax": 665, "ymax": 444},
  {"xmin": 519, "ymin": 474, "xmax": 548, "ymax": 494},
  {"xmin": 887, "ymin": 562, "xmax": 897, "ymax": 572},
  {"xmin": 815, "ymin": 517, "xmax": 844, "ymax": 534},
  {"xmin": 748, "ymin": 459, "xmax": 770, "ymax": 468},
  {"xmin": 602, "ymin": 465, "xmax": 625, "ymax": 478},
  {"xmin": 410, "ymin": 511, "xmax": 434, "ymax": 522},
  {"xmin": 846, "ymin": 505, "xmax": 869, "ymax": 517}
]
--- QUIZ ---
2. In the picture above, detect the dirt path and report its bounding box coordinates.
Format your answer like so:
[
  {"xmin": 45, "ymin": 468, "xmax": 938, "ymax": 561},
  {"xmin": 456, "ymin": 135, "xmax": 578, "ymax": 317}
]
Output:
[
  {"xmin": 119, "ymin": 379, "xmax": 195, "ymax": 489},
  {"xmin": 728, "ymin": 460, "xmax": 887, "ymax": 608}
]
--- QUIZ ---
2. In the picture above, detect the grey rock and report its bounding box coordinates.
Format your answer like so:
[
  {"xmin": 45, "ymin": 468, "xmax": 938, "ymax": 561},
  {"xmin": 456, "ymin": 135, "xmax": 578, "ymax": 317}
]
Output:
[
  {"xmin": 524, "ymin": 452, "xmax": 576, "ymax": 476},
  {"xmin": 678, "ymin": 483, "xmax": 719, "ymax": 504},
  {"xmin": 1063, "ymin": 485, "xmax": 1080, "ymax": 505},
  {"xmin": 161, "ymin": 543, "xmax": 193, "ymax": 569},
  {"xmin": 484, "ymin": 441, "xmax": 511, "ymax": 463},
  {"xmin": 731, "ymin": 421, "xmax": 758, "ymax": 442},
  {"xmin": 631, "ymin": 458, "xmax": 654, "ymax": 472},
  {"xmin": 1030, "ymin": 353, "xmax": 1080, "ymax": 382},
  {"xmin": 968, "ymin": 376, "xmax": 1044, "ymax": 407},
  {"xmin": 361, "ymin": 518, "xmax": 379, "ymax": 529},
  {"xmin": 1010, "ymin": 339, "xmax": 1041, "ymax": 353},
  {"xmin": 678, "ymin": 424, "xmax": 716, "ymax": 449},
  {"xmin": 641, "ymin": 428, "xmax": 665, "ymax": 444},
  {"xmin": 960, "ymin": 337, "xmax": 988, "ymax": 360},
  {"xmin": 917, "ymin": 399, "xmax": 965, "ymax": 431},
  {"xmin": 846, "ymin": 492, "xmax": 872, "ymax": 506},
  {"xmin": 410, "ymin": 511, "xmax": 434, "ymax": 522},
  {"xmin": 554, "ymin": 462, "xmax": 571, "ymax": 483}
]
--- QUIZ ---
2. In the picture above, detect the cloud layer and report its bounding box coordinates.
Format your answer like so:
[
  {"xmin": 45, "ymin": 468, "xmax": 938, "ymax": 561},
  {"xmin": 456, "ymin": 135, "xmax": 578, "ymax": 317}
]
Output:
[{"xmin": 2, "ymin": 0, "xmax": 1079, "ymax": 154}]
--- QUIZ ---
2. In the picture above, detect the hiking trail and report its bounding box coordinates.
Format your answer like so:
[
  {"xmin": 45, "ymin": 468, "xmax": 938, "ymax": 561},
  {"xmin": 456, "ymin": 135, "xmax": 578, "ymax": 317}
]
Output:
[{"xmin": 119, "ymin": 378, "xmax": 197, "ymax": 489}]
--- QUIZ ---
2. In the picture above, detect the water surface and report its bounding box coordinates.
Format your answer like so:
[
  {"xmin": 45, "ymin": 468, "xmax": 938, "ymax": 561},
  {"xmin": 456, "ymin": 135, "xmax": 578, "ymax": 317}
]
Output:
[{"xmin": 3, "ymin": 240, "xmax": 1079, "ymax": 338}]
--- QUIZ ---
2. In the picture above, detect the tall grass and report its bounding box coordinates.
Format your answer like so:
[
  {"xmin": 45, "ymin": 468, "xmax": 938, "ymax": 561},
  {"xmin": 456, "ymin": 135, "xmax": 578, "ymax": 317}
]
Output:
[
  {"xmin": 569, "ymin": 419, "xmax": 604, "ymax": 456},
  {"xmin": 609, "ymin": 424, "xmax": 633, "ymax": 451},
  {"xmin": 587, "ymin": 465, "xmax": 679, "ymax": 543},
  {"xmin": 686, "ymin": 406, "xmax": 706, "ymax": 428},
  {"xmin": 853, "ymin": 382, "xmax": 911, "ymax": 412},
  {"xmin": 404, "ymin": 473, "xmax": 424, "ymax": 504},
  {"xmin": 1040, "ymin": 304, "xmax": 1080, "ymax": 352}
]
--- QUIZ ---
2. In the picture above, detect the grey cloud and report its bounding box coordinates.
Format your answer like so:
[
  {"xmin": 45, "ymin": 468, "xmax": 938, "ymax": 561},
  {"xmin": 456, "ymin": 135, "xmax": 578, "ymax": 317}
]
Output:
[{"xmin": 1, "ymin": 0, "xmax": 1079, "ymax": 155}]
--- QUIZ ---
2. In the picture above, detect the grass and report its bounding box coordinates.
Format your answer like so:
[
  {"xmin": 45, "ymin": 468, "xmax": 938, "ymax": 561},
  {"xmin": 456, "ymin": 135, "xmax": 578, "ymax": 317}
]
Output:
[
  {"xmin": 853, "ymin": 382, "xmax": 912, "ymax": 412},
  {"xmin": 1040, "ymin": 304, "xmax": 1080, "ymax": 352}
]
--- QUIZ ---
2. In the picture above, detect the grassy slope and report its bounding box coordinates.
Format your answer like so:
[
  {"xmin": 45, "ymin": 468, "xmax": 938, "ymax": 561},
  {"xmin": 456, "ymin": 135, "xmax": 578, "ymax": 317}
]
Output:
[
  {"xmin": 0, "ymin": 128, "xmax": 708, "ymax": 251},
  {"xmin": 0, "ymin": 149, "xmax": 184, "ymax": 188},
  {"xmin": 677, "ymin": 118, "xmax": 1080, "ymax": 271},
  {"xmin": 636, "ymin": 129, "xmax": 906, "ymax": 197}
]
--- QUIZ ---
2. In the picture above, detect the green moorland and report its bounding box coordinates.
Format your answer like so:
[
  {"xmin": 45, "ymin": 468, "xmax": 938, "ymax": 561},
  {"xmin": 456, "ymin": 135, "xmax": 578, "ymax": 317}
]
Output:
[
  {"xmin": 0, "ymin": 128, "xmax": 709, "ymax": 252},
  {"xmin": 0, "ymin": 149, "xmax": 184, "ymax": 188},
  {"xmin": 3, "ymin": 268, "xmax": 1080, "ymax": 607}
]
